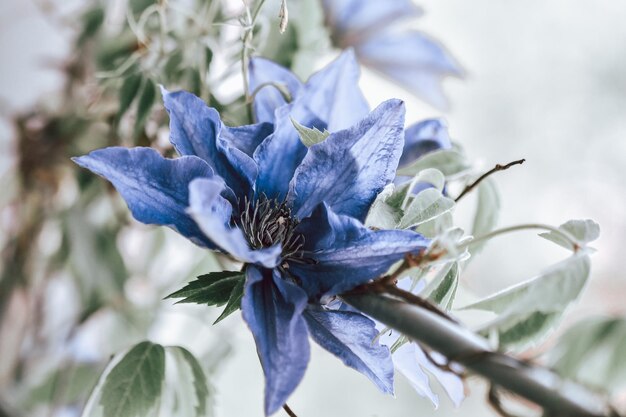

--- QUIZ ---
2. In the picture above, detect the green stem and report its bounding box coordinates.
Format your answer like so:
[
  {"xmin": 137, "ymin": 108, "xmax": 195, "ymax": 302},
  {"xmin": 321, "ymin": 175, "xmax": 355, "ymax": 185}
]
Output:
[{"xmin": 460, "ymin": 223, "xmax": 581, "ymax": 252}]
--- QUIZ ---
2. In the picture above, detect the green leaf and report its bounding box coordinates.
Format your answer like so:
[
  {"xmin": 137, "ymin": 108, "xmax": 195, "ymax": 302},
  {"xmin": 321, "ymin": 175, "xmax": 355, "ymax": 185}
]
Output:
[
  {"xmin": 163, "ymin": 50, "xmax": 184, "ymax": 80},
  {"xmin": 365, "ymin": 185, "xmax": 401, "ymax": 229},
  {"xmin": 291, "ymin": 117, "xmax": 330, "ymax": 147},
  {"xmin": 78, "ymin": 7, "xmax": 105, "ymax": 44},
  {"xmin": 398, "ymin": 188, "xmax": 455, "ymax": 229},
  {"xmin": 425, "ymin": 263, "xmax": 459, "ymax": 310},
  {"xmin": 166, "ymin": 271, "xmax": 245, "ymax": 307},
  {"xmin": 539, "ymin": 219, "xmax": 600, "ymax": 250},
  {"xmin": 548, "ymin": 316, "xmax": 626, "ymax": 394},
  {"xmin": 100, "ymin": 341, "xmax": 165, "ymax": 417},
  {"xmin": 463, "ymin": 254, "xmax": 590, "ymax": 315},
  {"xmin": 117, "ymin": 73, "xmax": 143, "ymax": 124},
  {"xmin": 166, "ymin": 347, "xmax": 213, "ymax": 417},
  {"xmin": 470, "ymin": 178, "xmax": 500, "ymax": 254},
  {"xmin": 214, "ymin": 277, "xmax": 245, "ymax": 324},
  {"xmin": 396, "ymin": 149, "xmax": 470, "ymax": 177},
  {"xmin": 462, "ymin": 254, "xmax": 591, "ymax": 349},
  {"xmin": 386, "ymin": 168, "xmax": 446, "ymax": 210},
  {"xmin": 133, "ymin": 78, "xmax": 157, "ymax": 137}
]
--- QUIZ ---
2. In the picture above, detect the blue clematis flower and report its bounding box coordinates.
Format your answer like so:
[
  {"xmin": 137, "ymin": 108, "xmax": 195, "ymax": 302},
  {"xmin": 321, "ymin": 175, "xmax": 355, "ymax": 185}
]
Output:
[
  {"xmin": 321, "ymin": 0, "xmax": 463, "ymax": 109},
  {"xmin": 73, "ymin": 66, "xmax": 430, "ymax": 413}
]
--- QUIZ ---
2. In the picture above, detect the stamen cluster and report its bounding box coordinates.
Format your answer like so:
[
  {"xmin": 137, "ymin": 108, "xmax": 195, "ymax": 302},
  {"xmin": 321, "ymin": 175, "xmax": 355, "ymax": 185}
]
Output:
[{"xmin": 237, "ymin": 196, "xmax": 305, "ymax": 260}]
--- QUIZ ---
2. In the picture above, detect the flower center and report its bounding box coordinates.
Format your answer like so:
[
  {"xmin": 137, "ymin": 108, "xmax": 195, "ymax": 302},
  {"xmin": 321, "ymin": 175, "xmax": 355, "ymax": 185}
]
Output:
[{"xmin": 237, "ymin": 196, "xmax": 305, "ymax": 260}]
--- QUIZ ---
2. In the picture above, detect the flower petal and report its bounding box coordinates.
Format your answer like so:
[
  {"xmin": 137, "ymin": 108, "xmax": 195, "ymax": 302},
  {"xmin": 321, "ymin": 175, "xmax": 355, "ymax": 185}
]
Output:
[
  {"xmin": 242, "ymin": 267, "xmax": 310, "ymax": 415},
  {"xmin": 188, "ymin": 178, "xmax": 281, "ymax": 268},
  {"xmin": 287, "ymin": 99, "xmax": 405, "ymax": 221},
  {"xmin": 249, "ymin": 57, "xmax": 304, "ymax": 124},
  {"xmin": 391, "ymin": 342, "xmax": 440, "ymax": 407},
  {"xmin": 162, "ymin": 88, "xmax": 257, "ymax": 196},
  {"xmin": 400, "ymin": 119, "xmax": 452, "ymax": 167},
  {"xmin": 414, "ymin": 347, "xmax": 465, "ymax": 407},
  {"xmin": 73, "ymin": 147, "xmax": 215, "ymax": 248},
  {"xmin": 221, "ymin": 122, "xmax": 274, "ymax": 158},
  {"xmin": 253, "ymin": 104, "xmax": 324, "ymax": 200},
  {"xmin": 322, "ymin": 0, "xmax": 421, "ymax": 45},
  {"xmin": 304, "ymin": 308, "xmax": 394, "ymax": 394},
  {"xmin": 290, "ymin": 203, "xmax": 429, "ymax": 297},
  {"xmin": 298, "ymin": 50, "xmax": 369, "ymax": 131},
  {"xmin": 356, "ymin": 31, "xmax": 463, "ymax": 109}
]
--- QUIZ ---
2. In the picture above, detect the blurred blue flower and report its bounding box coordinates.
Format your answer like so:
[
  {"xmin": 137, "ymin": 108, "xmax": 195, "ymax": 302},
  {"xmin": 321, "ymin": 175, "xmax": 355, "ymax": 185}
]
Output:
[
  {"xmin": 321, "ymin": 0, "xmax": 463, "ymax": 109},
  {"xmin": 73, "ymin": 54, "xmax": 430, "ymax": 415}
]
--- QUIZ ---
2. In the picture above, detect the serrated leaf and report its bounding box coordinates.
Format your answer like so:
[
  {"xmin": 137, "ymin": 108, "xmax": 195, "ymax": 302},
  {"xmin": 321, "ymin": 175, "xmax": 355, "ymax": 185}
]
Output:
[
  {"xmin": 470, "ymin": 178, "xmax": 500, "ymax": 254},
  {"xmin": 548, "ymin": 316, "xmax": 626, "ymax": 394},
  {"xmin": 539, "ymin": 219, "xmax": 600, "ymax": 250},
  {"xmin": 166, "ymin": 347, "xmax": 213, "ymax": 417},
  {"xmin": 100, "ymin": 341, "xmax": 165, "ymax": 417},
  {"xmin": 397, "ymin": 149, "xmax": 470, "ymax": 177},
  {"xmin": 117, "ymin": 73, "xmax": 143, "ymax": 123},
  {"xmin": 463, "ymin": 254, "xmax": 591, "ymax": 349},
  {"xmin": 134, "ymin": 78, "xmax": 157, "ymax": 137},
  {"xmin": 291, "ymin": 117, "xmax": 330, "ymax": 147},
  {"xmin": 166, "ymin": 271, "xmax": 245, "ymax": 307},
  {"xmin": 214, "ymin": 277, "xmax": 245, "ymax": 324},
  {"xmin": 398, "ymin": 188, "xmax": 455, "ymax": 229}
]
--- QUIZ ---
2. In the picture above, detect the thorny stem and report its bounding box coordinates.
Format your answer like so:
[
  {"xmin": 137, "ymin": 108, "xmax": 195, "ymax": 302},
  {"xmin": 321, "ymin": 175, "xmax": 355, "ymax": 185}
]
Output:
[
  {"xmin": 282, "ymin": 403, "xmax": 298, "ymax": 417},
  {"xmin": 460, "ymin": 223, "xmax": 581, "ymax": 252},
  {"xmin": 455, "ymin": 158, "xmax": 526, "ymax": 202}
]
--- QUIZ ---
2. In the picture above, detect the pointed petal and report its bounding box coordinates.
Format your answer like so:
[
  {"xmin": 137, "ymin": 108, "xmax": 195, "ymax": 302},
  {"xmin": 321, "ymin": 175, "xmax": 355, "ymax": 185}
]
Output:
[
  {"xmin": 322, "ymin": 0, "xmax": 421, "ymax": 45},
  {"xmin": 356, "ymin": 31, "xmax": 463, "ymax": 109},
  {"xmin": 287, "ymin": 99, "xmax": 405, "ymax": 221},
  {"xmin": 188, "ymin": 178, "xmax": 281, "ymax": 268},
  {"xmin": 221, "ymin": 122, "xmax": 274, "ymax": 157},
  {"xmin": 290, "ymin": 203, "xmax": 429, "ymax": 297},
  {"xmin": 392, "ymin": 342, "xmax": 440, "ymax": 407},
  {"xmin": 249, "ymin": 57, "xmax": 304, "ymax": 124},
  {"xmin": 414, "ymin": 347, "xmax": 465, "ymax": 407},
  {"xmin": 299, "ymin": 50, "xmax": 369, "ymax": 131},
  {"xmin": 73, "ymin": 147, "xmax": 215, "ymax": 248},
  {"xmin": 162, "ymin": 88, "xmax": 257, "ymax": 195},
  {"xmin": 253, "ymin": 104, "xmax": 324, "ymax": 200},
  {"xmin": 400, "ymin": 119, "xmax": 452, "ymax": 167},
  {"xmin": 304, "ymin": 308, "xmax": 394, "ymax": 394},
  {"xmin": 242, "ymin": 267, "xmax": 310, "ymax": 415}
]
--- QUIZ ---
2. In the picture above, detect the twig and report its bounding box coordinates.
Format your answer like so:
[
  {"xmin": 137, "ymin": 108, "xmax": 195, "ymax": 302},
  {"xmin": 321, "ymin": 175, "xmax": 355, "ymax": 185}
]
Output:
[
  {"xmin": 488, "ymin": 384, "xmax": 525, "ymax": 417},
  {"xmin": 283, "ymin": 403, "xmax": 298, "ymax": 417},
  {"xmin": 455, "ymin": 159, "xmax": 525, "ymax": 202}
]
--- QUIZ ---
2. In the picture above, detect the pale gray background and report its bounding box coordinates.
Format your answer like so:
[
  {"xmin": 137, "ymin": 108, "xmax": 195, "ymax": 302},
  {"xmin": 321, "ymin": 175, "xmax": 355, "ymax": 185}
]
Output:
[{"xmin": 1, "ymin": 0, "xmax": 625, "ymax": 416}]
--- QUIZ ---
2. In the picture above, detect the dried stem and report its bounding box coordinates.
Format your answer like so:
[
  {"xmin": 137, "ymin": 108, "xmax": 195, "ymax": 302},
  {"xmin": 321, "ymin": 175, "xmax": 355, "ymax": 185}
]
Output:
[
  {"xmin": 282, "ymin": 403, "xmax": 298, "ymax": 417},
  {"xmin": 455, "ymin": 158, "xmax": 525, "ymax": 202}
]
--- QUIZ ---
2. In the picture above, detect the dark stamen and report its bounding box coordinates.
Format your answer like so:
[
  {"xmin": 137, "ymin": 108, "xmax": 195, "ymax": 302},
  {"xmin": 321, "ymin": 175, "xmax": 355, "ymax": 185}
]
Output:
[{"xmin": 236, "ymin": 195, "xmax": 307, "ymax": 261}]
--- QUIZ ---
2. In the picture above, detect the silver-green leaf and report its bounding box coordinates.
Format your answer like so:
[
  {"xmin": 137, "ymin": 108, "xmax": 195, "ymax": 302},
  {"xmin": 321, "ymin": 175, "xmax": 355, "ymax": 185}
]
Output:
[
  {"xmin": 462, "ymin": 254, "xmax": 591, "ymax": 349},
  {"xmin": 398, "ymin": 188, "xmax": 455, "ymax": 229},
  {"xmin": 396, "ymin": 149, "xmax": 470, "ymax": 177},
  {"xmin": 470, "ymin": 178, "xmax": 500, "ymax": 254},
  {"xmin": 539, "ymin": 219, "xmax": 600, "ymax": 250}
]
